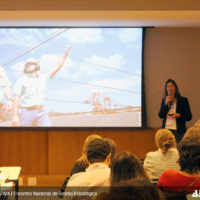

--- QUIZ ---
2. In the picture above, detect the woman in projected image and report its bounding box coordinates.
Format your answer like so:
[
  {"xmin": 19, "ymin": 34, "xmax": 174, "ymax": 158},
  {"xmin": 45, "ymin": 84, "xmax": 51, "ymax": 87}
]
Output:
[
  {"xmin": 12, "ymin": 46, "xmax": 72, "ymax": 127},
  {"xmin": 158, "ymin": 79, "xmax": 192, "ymax": 143}
]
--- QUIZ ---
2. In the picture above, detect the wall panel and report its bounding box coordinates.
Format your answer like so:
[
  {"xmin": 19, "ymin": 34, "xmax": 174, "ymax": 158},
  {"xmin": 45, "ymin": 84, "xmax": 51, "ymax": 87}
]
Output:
[
  {"xmin": 0, "ymin": 129, "xmax": 156, "ymax": 176},
  {"xmin": 145, "ymin": 28, "xmax": 200, "ymax": 128},
  {"xmin": 0, "ymin": 129, "xmax": 49, "ymax": 175}
]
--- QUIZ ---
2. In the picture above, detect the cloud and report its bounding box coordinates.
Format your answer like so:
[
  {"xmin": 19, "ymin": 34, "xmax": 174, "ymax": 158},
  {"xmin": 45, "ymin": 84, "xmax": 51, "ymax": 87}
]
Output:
[
  {"xmin": 90, "ymin": 77, "xmax": 141, "ymax": 92},
  {"xmin": 10, "ymin": 53, "xmax": 130, "ymax": 90},
  {"xmin": 47, "ymin": 84, "xmax": 94, "ymax": 104},
  {"xmin": 117, "ymin": 28, "xmax": 142, "ymax": 44},
  {"xmin": 0, "ymin": 28, "xmax": 48, "ymax": 46},
  {"xmin": 36, "ymin": 53, "xmax": 125, "ymax": 80},
  {"xmin": 39, "ymin": 54, "xmax": 66, "ymax": 73},
  {"xmin": 10, "ymin": 54, "xmax": 58, "ymax": 73},
  {"xmin": 84, "ymin": 54, "xmax": 126, "ymax": 70},
  {"xmin": 11, "ymin": 61, "xmax": 25, "ymax": 73},
  {"xmin": 0, "ymin": 28, "xmax": 103, "ymax": 47},
  {"xmin": 62, "ymin": 28, "xmax": 103, "ymax": 44},
  {"xmin": 37, "ymin": 53, "xmax": 98, "ymax": 78},
  {"xmin": 62, "ymin": 54, "xmax": 126, "ymax": 79}
]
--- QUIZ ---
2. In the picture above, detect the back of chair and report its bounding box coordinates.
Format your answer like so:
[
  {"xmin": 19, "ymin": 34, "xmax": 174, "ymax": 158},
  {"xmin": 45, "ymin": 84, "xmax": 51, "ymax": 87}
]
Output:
[
  {"xmin": 58, "ymin": 176, "xmax": 70, "ymax": 199},
  {"xmin": 164, "ymin": 191, "xmax": 187, "ymax": 200},
  {"xmin": 151, "ymin": 178, "xmax": 158, "ymax": 186}
]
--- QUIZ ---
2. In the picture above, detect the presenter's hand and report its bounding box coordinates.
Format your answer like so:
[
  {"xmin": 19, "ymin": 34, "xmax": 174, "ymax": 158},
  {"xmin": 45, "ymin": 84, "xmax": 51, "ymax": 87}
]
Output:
[
  {"xmin": 12, "ymin": 115, "xmax": 20, "ymax": 126},
  {"xmin": 172, "ymin": 113, "xmax": 181, "ymax": 118},
  {"xmin": 165, "ymin": 96, "xmax": 174, "ymax": 106}
]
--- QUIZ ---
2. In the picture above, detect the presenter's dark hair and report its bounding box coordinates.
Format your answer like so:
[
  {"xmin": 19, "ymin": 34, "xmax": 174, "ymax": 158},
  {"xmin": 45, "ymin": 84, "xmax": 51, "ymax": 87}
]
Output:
[{"xmin": 164, "ymin": 79, "xmax": 181, "ymax": 99}]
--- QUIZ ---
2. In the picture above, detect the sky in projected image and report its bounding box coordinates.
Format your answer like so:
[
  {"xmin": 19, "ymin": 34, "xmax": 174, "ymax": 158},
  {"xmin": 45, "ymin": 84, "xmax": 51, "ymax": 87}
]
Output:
[{"xmin": 0, "ymin": 28, "xmax": 142, "ymax": 114}]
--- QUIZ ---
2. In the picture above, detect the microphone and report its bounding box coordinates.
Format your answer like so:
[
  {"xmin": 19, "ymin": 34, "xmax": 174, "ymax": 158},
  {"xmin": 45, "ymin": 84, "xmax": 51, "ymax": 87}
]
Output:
[{"xmin": 168, "ymin": 91, "xmax": 172, "ymax": 108}]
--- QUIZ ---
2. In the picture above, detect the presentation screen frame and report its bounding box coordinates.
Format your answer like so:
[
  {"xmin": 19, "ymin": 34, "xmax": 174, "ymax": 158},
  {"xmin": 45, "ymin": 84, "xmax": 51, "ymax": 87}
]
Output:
[{"xmin": 0, "ymin": 26, "xmax": 147, "ymax": 129}]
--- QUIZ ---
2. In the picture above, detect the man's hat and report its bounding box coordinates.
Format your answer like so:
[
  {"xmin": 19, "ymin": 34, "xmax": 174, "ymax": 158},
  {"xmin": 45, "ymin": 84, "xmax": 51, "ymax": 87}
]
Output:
[
  {"xmin": 25, "ymin": 58, "xmax": 38, "ymax": 65},
  {"xmin": 24, "ymin": 58, "xmax": 40, "ymax": 73}
]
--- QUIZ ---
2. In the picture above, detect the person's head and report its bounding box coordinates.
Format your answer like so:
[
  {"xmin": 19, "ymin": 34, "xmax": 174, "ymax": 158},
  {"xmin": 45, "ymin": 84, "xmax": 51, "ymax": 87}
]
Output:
[
  {"xmin": 183, "ymin": 125, "xmax": 200, "ymax": 143},
  {"xmin": 155, "ymin": 129, "xmax": 176, "ymax": 154},
  {"xmin": 104, "ymin": 138, "xmax": 116, "ymax": 163},
  {"xmin": 82, "ymin": 134, "xmax": 102, "ymax": 156},
  {"xmin": 110, "ymin": 152, "xmax": 149, "ymax": 185},
  {"xmin": 96, "ymin": 178, "xmax": 164, "ymax": 200},
  {"xmin": 178, "ymin": 137, "xmax": 200, "ymax": 174},
  {"xmin": 24, "ymin": 58, "xmax": 40, "ymax": 74},
  {"xmin": 86, "ymin": 138, "xmax": 111, "ymax": 166},
  {"xmin": 77, "ymin": 134, "xmax": 102, "ymax": 165},
  {"xmin": 164, "ymin": 79, "xmax": 181, "ymax": 99}
]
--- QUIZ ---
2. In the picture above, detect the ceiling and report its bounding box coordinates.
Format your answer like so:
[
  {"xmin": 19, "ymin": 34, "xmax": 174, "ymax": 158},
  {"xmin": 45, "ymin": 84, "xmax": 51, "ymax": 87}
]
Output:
[
  {"xmin": 0, "ymin": 0, "xmax": 200, "ymax": 27},
  {"xmin": 1, "ymin": 0, "xmax": 200, "ymax": 11}
]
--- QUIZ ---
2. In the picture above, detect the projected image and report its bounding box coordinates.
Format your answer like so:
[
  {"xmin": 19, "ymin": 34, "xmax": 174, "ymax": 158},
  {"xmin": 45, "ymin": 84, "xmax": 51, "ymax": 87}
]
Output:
[{"xmin": 0, "ymin": 28, "xmax": 142, "ymax": 127}]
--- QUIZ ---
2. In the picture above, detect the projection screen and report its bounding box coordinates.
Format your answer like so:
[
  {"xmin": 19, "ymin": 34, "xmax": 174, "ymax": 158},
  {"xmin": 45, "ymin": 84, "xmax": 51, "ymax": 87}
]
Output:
[{"xmin": 0, "ymin": 27, "xmax": 143, "ymax": 127}]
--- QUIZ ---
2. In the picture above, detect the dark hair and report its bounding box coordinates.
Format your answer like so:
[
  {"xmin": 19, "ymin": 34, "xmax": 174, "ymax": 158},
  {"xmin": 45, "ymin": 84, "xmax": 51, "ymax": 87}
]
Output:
[
  {"xmin": 96, "ymin": 178, "xmax": 164, "ymax": 200},
  {"xmin": 110, "ymin": 152, "xmax": 149, "ymax": 185},
  {"xmin": 178, "ymin": 137, "xmax": 200, "ymax": 174},
  {"xmin": 104, "ymin": 138, "xmax": 116, "ymax": 162},
  {"xmin": 183, "ymin": 125, "xmax": 200, "ymax": 143},
  {"xmin": 86, "ymin": 138, "xmax": 111, "ymax": 164},
  {"xmin": 164, "ymin": 79, "xmax": 181, "ymax": 99}
]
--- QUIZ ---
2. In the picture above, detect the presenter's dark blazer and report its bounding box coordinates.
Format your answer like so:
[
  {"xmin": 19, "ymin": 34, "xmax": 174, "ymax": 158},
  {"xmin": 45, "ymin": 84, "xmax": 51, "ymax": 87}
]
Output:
[{"xmin": 158, "ymin": 96, "xmax": 192, "ymax": 135}]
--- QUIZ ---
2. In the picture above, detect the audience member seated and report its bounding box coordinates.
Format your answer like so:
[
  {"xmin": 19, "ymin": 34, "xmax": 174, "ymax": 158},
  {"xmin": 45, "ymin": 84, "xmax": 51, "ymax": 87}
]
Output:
[
  {"xmin": 70, "ymin": 134, "xmax": 102, "ymax": 176},
  {"xmin": 183, "ymin": 125, "xmax": 200, "ymax": 143},
  {"xmin": 157, "ymin": 138, "xmax": 200, "ymax": 198},
  {"xmin": 144, "ymin": 129, "xmax": 180, "ymax": 179},
  {"xmin": 58, "ymin": 134, "xmax": 102, "ymax": 198},
  {"xmin": 96, "ymin": 178, "xmax": 165, "ymax": 200},
  {"xmin": 67, "ymin": 137, "xmax": 111, "ymax": 187},
  {"xmin": 59, "ymin": 135, "xmax": 116, "ymax": 199},
  {"xmin": 110, "ymin": 152, "xmax": 150, "ymax": 185}
]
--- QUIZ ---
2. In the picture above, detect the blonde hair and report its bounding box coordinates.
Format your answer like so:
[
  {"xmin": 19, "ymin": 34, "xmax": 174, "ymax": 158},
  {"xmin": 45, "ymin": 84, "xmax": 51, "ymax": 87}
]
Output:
[
  {"xmin": 77, "ymin": 134, "xmax": 102, "ymax": 164},
  {"xmin": 155, "ymin": 129, "xmax": 176, "ymax": 154},
  {"xmin": 183, "ymin": 125, "xmax": 200, "ymax": 142},
  {"xmin": 194, "ymin": 120, "xmax": 200, "ymax": 127}
]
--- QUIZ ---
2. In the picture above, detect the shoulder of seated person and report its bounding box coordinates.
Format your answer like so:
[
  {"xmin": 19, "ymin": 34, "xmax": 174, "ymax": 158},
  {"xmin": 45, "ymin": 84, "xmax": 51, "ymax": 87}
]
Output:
[
  {"xmin": 67, "ymin": 172, "xmax": 85, "ymax": 186},
  {"xmin": 69, "ymin": 171, "xmax": 85, "ymax": 181},
  {"xmin": 145, "ymin": 152, "xmax": 153, "ymax": 159},
  {"xmin": 146, "ymin": 151, "xmax": 161, "ymax": 157},
  {"xmin": 167, "ymin": 148, "xmax": 178, "ymax": 153},
  {"xmin": 162, "ymin": 169, "xmax": 179, "ymax": 176}
]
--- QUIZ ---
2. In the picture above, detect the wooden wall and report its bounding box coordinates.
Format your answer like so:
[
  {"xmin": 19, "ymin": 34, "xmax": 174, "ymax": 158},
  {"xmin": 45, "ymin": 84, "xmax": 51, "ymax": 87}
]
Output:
[{"xmin": 0, "ymin": 128, "xmax": 156, "ymax": 178}]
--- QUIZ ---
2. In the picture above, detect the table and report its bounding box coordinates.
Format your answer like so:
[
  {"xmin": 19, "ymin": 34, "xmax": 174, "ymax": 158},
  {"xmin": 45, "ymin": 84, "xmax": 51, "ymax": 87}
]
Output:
[{"xmin": 0, "ymin": 167, "xmax": 21, "ymax": 200}]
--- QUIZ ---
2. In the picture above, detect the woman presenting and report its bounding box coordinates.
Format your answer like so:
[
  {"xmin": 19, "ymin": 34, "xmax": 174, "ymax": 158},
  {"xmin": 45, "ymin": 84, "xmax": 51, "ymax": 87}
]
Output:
[{"xmin": 158, "ymin": 79, "xmax": 192, "ymax": 143}]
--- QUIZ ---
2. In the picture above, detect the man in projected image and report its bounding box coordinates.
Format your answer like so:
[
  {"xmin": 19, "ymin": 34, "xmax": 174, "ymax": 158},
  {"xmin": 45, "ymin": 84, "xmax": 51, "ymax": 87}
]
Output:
[
  {"xmin": 12, "ymin": 46, "xmax": 72, "ymax": 127},
  {"xmin": 0, "ymin": 66, "xmax": 13, "ymax": 120}
]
